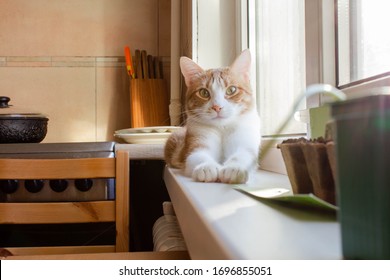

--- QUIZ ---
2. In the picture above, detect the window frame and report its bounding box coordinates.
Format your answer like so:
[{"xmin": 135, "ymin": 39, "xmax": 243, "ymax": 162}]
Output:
[
  {"xmin": 192, "ymin": 0, "xmax": 332, "ymax": 174},
  {"xmin": 246, "ymin": 0, "xmax": 389, "ymax": 172}
]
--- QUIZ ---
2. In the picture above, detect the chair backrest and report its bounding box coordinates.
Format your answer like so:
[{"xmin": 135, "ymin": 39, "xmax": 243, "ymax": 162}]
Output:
[{"xmin": 0, "ymin": 150, "xmax": 129, "ymax": 256}]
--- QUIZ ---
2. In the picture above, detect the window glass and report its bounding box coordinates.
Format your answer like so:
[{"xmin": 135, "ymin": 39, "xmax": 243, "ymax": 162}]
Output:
[
  {"xmin": 251, "ymin": 0, "xmax": 307, "ymax": 136},
  {"xmin": 337, "ymin": 0, "xmax": 390, "ymax": 87}
]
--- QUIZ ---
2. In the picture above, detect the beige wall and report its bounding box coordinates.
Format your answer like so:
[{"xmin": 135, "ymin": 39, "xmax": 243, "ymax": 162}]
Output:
[{"xmin": 0, "ymin": 0, "xmax": 171, "ymax": 142}]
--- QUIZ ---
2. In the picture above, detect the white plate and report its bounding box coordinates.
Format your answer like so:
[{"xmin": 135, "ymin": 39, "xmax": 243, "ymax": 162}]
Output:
[
  {"xmin": 115, "ymin": 126, "xmax": 181, "ymax": 134},
  {"xmin": 114, "ymin": 126, "xmax": 182, "ymax": 144},
  {"xmin": 114, "ymin": 132, "xmax": 172, "ymax": 144}
]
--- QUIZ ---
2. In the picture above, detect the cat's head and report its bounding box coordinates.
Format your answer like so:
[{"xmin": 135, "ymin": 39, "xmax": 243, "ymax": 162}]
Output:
[{"xmin": 180, "ymin": 49, "xmax": 255, "ymax": 125}]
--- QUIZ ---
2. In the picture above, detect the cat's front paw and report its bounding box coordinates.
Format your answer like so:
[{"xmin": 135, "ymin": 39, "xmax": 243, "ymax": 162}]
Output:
[
  {"xmin": 219, "ymin": 165, "xmax": 248, "ymax": 184},
  {"xmin": 192, "ymin": 163, "xmax": 221, "ymax": 182}
]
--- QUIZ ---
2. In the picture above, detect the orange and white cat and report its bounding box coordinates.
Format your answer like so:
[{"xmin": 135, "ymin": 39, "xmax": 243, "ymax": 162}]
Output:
[{"xmin": 165, "ymin": 49, "xmax": 261, "ymax": 184}]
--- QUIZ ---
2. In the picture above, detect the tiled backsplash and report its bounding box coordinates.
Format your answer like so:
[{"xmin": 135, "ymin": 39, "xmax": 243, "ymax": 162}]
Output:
[{"xmin": 0, "ymin": 0, "xmax": 171, "ymax": 143}]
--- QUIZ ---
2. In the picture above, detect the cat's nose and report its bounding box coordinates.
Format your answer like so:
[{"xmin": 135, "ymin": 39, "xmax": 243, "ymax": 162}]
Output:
[{"xmin": 211, "ymin": 105, "xmax": 222, "ymax": 113}]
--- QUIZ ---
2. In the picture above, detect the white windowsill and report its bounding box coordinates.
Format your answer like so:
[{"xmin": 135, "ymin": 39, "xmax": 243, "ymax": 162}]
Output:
[{"xmin": 164, "ymin": 167, "xmax": 342, "ymax": 260}]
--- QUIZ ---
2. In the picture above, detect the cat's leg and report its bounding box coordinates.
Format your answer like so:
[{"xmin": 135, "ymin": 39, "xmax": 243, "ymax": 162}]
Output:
[
  {"xmin": 186, "ymin": 149, "xmax": 222, "ymax": 182},
  {"xmin": 219, "ymin": 149, "xmax": 256, "ymax": 184},
  {"xmin": 219, "ymin": 162, "xmax": 249, "ymax": 184},
  {"xmin": 219, "ymin": 129, "xmax": 260, "ymax": 184}
]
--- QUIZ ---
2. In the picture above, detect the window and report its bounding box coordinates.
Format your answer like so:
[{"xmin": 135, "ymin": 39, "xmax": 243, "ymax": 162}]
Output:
[
  {"xmin": 248, "ymin": 0, "xmax": 307, "ymax": 137},
  {"xmin": 193, "ymin": 0, "xmax": 308, "ymax": 139},
  {"xmin": 190, "ymin": 0, "xmax": 390, "ymax": 175},
  {"xmin": 337, "ymin": 0, "xmax": 390, "ymax": 88},
  {"xmin": 192, "ymin": 0, "xmax": 326, "ymax": 174},
  {"xmin": 247, "ymin": 0, "xmax": 315, "ymax": 173}
]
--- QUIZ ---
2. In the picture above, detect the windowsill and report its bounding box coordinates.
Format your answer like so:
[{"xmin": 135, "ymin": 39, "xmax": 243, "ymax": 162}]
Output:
[{"xmin": 164, "ymin": 167, "xmax": 342, "ymax": 259}]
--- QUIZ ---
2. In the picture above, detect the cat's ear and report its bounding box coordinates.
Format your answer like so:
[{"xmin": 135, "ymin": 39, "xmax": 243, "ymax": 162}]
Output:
[
  {"xmin": 230, "ymin": 49, "xmax": 251, "ymax": 82},
  {"xmin": 180, "ymin": 57, "xmax": 204, "ymax": 87}
]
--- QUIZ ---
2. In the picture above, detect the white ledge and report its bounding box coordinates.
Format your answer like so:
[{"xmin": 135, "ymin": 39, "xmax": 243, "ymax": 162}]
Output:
[
  {"xmin": 115, "ymin": 144, "xmax": 164, "ymax": 160},
  {"xmin": 164, "ymin": 167, "xmax": 342, "ymax": 260}
]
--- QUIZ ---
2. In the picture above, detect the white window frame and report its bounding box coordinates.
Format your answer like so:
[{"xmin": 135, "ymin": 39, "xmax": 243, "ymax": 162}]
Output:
[{"xmin": 192, "ymin": 0, "xmax": 241, "ymax": 68}]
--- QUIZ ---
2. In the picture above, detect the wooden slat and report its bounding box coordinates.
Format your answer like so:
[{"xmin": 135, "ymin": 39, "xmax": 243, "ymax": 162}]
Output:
[
  {"xmin": 0, "ymin": 201, "xmax": 115, "ymax": 224},
  {"xmin": 115, "ymin": 150, "xmax": 130, "ymax": 252},
  {"xmin": 0, "ymin": 157, "xmax": 116, "ymax": 179},
  {"xmin": 5, "ymin": 245, "xmax": 115, "ymax": 257}
]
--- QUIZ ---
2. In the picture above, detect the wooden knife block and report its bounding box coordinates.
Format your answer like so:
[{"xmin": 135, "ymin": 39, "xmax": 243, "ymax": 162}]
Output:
[{"xmin": 130, "ymin": 79, "xmax": 170, "ymax": 127}]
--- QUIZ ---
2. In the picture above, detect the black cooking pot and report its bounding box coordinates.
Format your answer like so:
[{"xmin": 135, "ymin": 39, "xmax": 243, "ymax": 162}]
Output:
[{"xmin": 0, "ymin": 96, "xmax": 49, "ymax": 143}]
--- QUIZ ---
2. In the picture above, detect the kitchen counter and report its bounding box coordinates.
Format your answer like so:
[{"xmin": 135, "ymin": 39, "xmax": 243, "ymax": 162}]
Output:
[
  {"xmin": 115, "ymin": 143, "xmax": 164, "ymax": 160},
  {"xmin": 164, "ymin": 167, "xmax": 342, "ymax": 259}
]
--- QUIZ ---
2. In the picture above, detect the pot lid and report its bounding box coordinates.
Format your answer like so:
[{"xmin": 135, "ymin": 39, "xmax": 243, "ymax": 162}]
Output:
[{"xmin": 0, "ymin": 96, "xmax": 47, "ymax": 118}]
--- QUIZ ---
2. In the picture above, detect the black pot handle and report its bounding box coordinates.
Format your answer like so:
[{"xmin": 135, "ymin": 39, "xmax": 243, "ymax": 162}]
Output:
[{"xmin": 0, "ymin": 96, "xmax": 11, "ymax": 108}]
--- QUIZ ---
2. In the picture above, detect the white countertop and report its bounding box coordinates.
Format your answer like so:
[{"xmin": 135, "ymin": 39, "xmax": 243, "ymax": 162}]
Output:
[
  {"xmin": 115, "ymin": 143, "xmax": 164, "ymax": 159},
  {"xmin": 164, "ymin": 167, "xmax": 342, "ymax": 260}
]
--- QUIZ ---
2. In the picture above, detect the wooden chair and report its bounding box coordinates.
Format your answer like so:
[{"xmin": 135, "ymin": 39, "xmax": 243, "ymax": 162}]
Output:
[{"xmin": 0, "ymin": 150, "xmax": 129, "ymax": 256}]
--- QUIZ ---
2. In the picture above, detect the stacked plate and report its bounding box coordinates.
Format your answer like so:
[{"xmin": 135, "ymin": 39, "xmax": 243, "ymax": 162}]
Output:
[{"xmin": 114, "ymin": 126, "xmax": 181, "ymax": 144}]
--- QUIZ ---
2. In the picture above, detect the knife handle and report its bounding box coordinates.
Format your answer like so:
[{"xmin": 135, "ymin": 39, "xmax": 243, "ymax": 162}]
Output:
[
  {"xmin": 148, "ymin": 55, "xmax": 155, "ymax": 79},
  {"xmin": 141, "ymin": 50, "xmax": 148, "ymax": 79},
  {"xmin": 135, "ymin": 49, "xmax": 143, "ymax": 79},
  {"xmin": 154, "ymin": 57, "xmax": 163, "ymax": 79}
]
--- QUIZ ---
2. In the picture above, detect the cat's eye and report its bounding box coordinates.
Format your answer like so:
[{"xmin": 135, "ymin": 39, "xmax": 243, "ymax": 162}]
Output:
[
  {"xmin": 197, "ymin": 88, "xmax": 210, "ymax": 99},
  {"xmin": 226, "ymin": 86, "xmax": 237, "ymax": 96}
]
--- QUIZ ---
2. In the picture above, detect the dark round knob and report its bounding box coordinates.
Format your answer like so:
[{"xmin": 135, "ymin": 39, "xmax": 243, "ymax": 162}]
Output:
[
  {"xmin": 75, "ymin": 179, "xmax": 93, "ymax": 192},
  {"xmin": 25, "ymin": 180, "xmax": 44, "ymax": 193},
  {"xmin": 0, "ymin": 179, "xmax": 19, "ymax": 194},
  {"xmin": 49, "ymin": 179, "xmax": 68, "ymax": 192},
  {"xmin": 0, "ymin": 96, "xmax": 11, "ymax": 108}
]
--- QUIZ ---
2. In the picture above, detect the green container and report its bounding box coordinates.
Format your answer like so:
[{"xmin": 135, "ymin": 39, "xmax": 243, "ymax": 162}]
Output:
[{"xmin": 331, "ymin": 92, "xmax": 390, "ymax": 259}]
